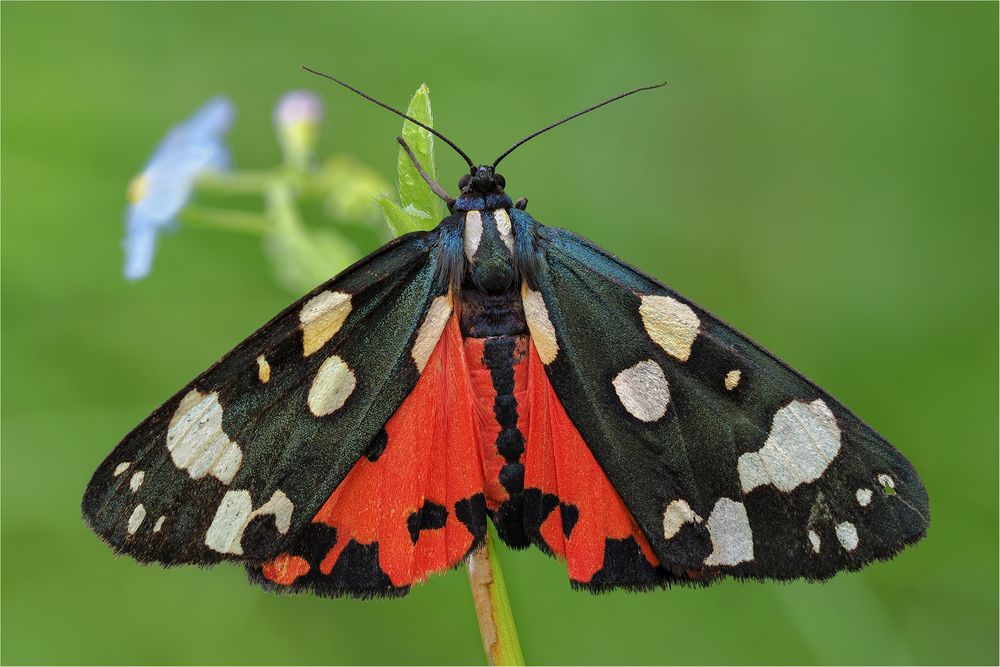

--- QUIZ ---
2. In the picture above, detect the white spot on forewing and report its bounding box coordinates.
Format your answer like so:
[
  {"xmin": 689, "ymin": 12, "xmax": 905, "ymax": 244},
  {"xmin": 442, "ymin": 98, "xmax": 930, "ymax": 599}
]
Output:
[
  {"xmin": 167, "ymin": 390, "xmax": 243, "ymax": 484},
  {"xmin": 127, "ymin": 504, "xmax": 146, "ymax": 535},
  {"xmin": 521, "ymin": 283, "xmax": 558, "ymax": 364},
  {"xmin": 299, "ymin": 290, "xmax": 352, "ymax": 357},
  {"xmin": 205, "ymin": 489, "xmax": 294, "ymax": 555},
  {"xmin": 153, "ymin": 516, "xmax": 165, "ymax": 533},
  {"xmin": 613, "ymin": 359, "xmax": 670, "ymax": 422},
  {"xmin": 494, "ymin": 209, "xmax": 514, "ymax": 252},
  {"xmin": 737, "ymin": 399, "xmax": 841, "ymax": 493},
  {"xmin": 808, "ymin": 529, "xmax": 821, "ymax": 553},
  {"xmin": 703, "ymin": 498, "xmax": 754, "ymax": 566},
  {"xmin": 856, "ymin": 488, "xmax": 873, "ymax": 506},
  {"xmin": 639, "ymin": 295, "xmax": 701, "ymax": 361},
  {"xmin": 724, "ymin": 369, "xmax": 741, "ymax": 391},
  {"xmin": 113, "ymin": 462, "xmax": 131, "ymax": 477},
  {"xmin": 308, "ymin": 355, "xmax": 356, "ymax": 416},
  {"xmin": 877, "ymin": 473, "xmax": 895, "ymax": 490},
  {"xmin": 256, "ymin": 355, "xmax": 270, "ymax": 383},
  {"xmin": 662, "ymin": 499, "xmax": 702, "ymax": 540},
  {"xmin": 129, "ymin": 471, "xmax": 144, "ymax": 492},
  {"xmin": 411, "ymin": 294, "xmax": 453, "ymax": 373},
  {"xmin": 836, "ymin": 521, "xmax": 859, "ymax": 551},
  {"xmin": 464, "ymin": 210, "xmax": 483, "ymax": 262}
]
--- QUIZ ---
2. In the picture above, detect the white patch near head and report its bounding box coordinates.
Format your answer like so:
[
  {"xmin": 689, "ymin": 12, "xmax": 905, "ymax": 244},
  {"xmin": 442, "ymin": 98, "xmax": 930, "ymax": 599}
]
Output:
[
  {"xmin": 877, "ymin": 473, "xmax": 895, "ymax": 491},
  {"xmin": 113, "ymin": 462, "xmax": 131, "ymax": 477},
  {"xmin": 127, "ymin": 504, "xmax": 146, "ymax": 535},
  {"xmin": 703, "ymin": 498, "xmax": 754, "ymax": 566},
  {"xmin": 167, "ymin": 390, "xmax": 243, "ymax": 484},
  {"xmin": 464, "ymin": 210, "xmax": 483, "ymax": 262},
  {"xmin": 737, "ymin": 399, "xmax": 841, "ymax": 494},
  {"xmin": 256, "ymin": 355, "xmax": 271, "ymax": 383},
  {"xmin": 612, "ymin": 359, "xmax": 670, "ymax": 422},
  {"xmin": 411, "ymin": 294, "xmax": 453, "ymax": 373},
  {"xmin": 299, "ymin": 290, "xmax": 352, "ymax": 357},
  {"xmin": 662, "ymin": 499, "xmax": 702, "ymax": 540},
  {"xmin": 521, "ymin": 283, "xmax": 558, "ymax": 364},
  {"xmin": 639, "ymin": 295, "xmax": 701, "ymax": 362},
  {"xmin": 493, "ymin": 209, "xmax": 514, "ymax": 252},
  {"xmin": 205, "ymin": 489, "xmax": 294, "ymax": 555},
  {"xmin": 835, "ymin": 521, "xmax": 859, "ymax": 551},
  {"xmin": 129, "ymin": 471, "xmax": 145, "ymax": 492},
  {"xmin": 308, "ymin": 355, "xmax": 356, "ymax": 416},
  {"xmin": 153, "ymin": 516, "xmax": 165, "ymax": 533},
  {"xmin": 856, "ymin": 488, "xmax": 873, "ymax": 507},
  {"xmin": 808, "ymin": 529, "xmax": 821, "ymax": 553},
  {"xmin": 724, "ymin": 369, "xmax": 741, "ymax": 391}
]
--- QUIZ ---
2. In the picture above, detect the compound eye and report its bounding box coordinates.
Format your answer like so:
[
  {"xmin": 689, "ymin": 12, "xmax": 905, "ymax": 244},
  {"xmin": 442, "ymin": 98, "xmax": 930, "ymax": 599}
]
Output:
[
  {"xmin": 458, "ymin": 173, "xmax": 472, "ymax": 190},
  {"xmin": 494, "ymin": 173, "xmax": 506, "ymax": 189}
]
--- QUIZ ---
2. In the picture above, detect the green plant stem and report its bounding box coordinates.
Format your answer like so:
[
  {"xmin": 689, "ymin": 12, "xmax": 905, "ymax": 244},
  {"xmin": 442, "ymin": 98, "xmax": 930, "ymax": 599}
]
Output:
[
  {"xmin": 466, "ymin": 528, "xmax": 525, "ymax": 666},
  {"xmin": 196, "ymin": 169, "xmax": 279, "ymax": 193},
  {"xmin": 180, "ymin": 206, "xmax": 270, "ymax": 235}
]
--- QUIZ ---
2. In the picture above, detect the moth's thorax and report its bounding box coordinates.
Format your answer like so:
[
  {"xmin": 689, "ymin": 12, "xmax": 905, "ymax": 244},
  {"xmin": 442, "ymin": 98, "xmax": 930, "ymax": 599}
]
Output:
[{"xmin": 462, "ymin": 208, "xmax": 516, "ymax": 294}]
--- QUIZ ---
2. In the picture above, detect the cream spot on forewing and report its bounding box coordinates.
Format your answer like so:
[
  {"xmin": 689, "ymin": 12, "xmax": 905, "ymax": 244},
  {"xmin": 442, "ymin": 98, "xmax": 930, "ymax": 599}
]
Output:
[
  {"xmin": 256, "ymin": 355, "xmax": 271, "ymax": 383},
  {"xmin": 662, "ymin": 499, "xmax": 702, "ymax": 540},
  {"xmin": 703, "ymin": 498, "xmax": 754, "ymax": 566},
  {"xmin": 613, "ymin": 360, "xmax": 670, "ymax": 422},
  {"xmin": 808, "ymin": 529, "xmax": 821, "ymax": 553},
  {"xmin": 308, "ymin": 355, "xmax": 356, "ymax": 416},
  {"xmin": 494, "ymin": 209, "xmax": 514, "ymax": 252},
  {"xmin": 205, "ymin": 489, "xmax": 294, "ymax": 555},
  {"xmin": 129, "ymin": 471, "xmax": 145, "ymax": 492},
  {"xmin": 153, "ymin": 516, "xmax": 165, "ymax": 532},
  {"xmin": 639, "ymin": 295, "xmax": 701, "ymax": 362},
  {"xmin": 299, "ymin": 291, "xmax": 352, "ymax": 357},
  {"xmin": 521, "ymin": 283, "xmax": 558, "ymax": 364},
  {"xmin": 836, "ymin": 521, "xmax": 859, "ymax": 551},
  {"xmin": 737, "ymin": 399, "xmax": 841, "ymax": 494},
  {"xmin": 464, "ymin": 210, "xmax": 483, "ymax": 262},
  {"xmin": 724, "ymin": 369, "xmax": 741, "ymax": 391},
  {"xmin": 113, "ymin": 462, "xmax": 131, "ymax": 477},
  {"xmin": 411, "ymin": 294, "xmax": 453, "ymax": 373},
  {"xmin": 167, "ymin": 390, "xmax": 243, "ymax": 484},
  {"xmin": 878, "ymin": 473, "xmax": 896, "ymax": 492},
  {"xmin": 856, "ymin": 488, "xmax": 873, "ymax": 507},
  {"xmin": 127, "ymin": 504, "xmax": 146, "ymax": 535}
]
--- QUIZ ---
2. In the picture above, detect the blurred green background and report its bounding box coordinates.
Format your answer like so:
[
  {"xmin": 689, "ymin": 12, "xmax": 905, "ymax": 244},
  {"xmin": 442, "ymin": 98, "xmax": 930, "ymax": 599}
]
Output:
[{"xmin": 2, "ymin": 2, "xmax": 997, "ymax": 665}]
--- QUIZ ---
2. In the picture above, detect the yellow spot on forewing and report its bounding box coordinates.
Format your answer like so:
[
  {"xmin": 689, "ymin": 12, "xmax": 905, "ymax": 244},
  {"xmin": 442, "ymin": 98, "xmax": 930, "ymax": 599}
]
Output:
[
  {"xmin": 153, "ymin": 516, "xmax": 166, "ymax": 532},
  {"xmin": 662, "ymin": 499, "xmax": 702, "ymax": 540},
  {"xmin": 308, "ymin": 355, "xmax": 356, "ymax": 416},
  {"xmin": 113, "ymin": 462, "xmax": 131, "ymax": 477},
  {"xmin": 256, "ymin": 355, "xmax": 271, "ymax": 383},
  {"xmin": 612, "ymin": 359, "xmax": 670, "ymax": 422},
  {"xmin": 835, "ymin": 521, "xmax": 859, "ymax": 551},
  {"xmin": 856, "ymin": 488, "xmax": 873, "ymax": 506},
  {"xmin": 167, "ymin": 390, "xmax": 243, "ymax": 484},
  {"xmin": 205, "ymin": 489, "xmax": 294, "ymax": 555},
  {"xmin": 808, "ymin": 529, "xmax": 821, "ymax": 553},
  {"xmin": 127, "ymin": 504, "xmax": 146, "ymax": 534},
  {"xmin": 639, "ymin": 295, "xmax": 701, "ymax": 361},
  {"xmin": 521, "ymin": 283, "xmax": 558, "ymax": 364},
  {"xmin": 724, "ymin": 369, "xmax": 741, "ymax": 390},
  {"xmin": 299, "ymin": 291, "xmax": 352, "ymax": 357},
  {"xmin": 412, "ymin": 294, "xmax": 453, "ymax": 373},
  {"xmin": 703, "ymin": 498, "xmax": 754, "ymax": 566},
  {"xmin": 129, "ymin": 471, "xmax": 145, "ymax": 492}
]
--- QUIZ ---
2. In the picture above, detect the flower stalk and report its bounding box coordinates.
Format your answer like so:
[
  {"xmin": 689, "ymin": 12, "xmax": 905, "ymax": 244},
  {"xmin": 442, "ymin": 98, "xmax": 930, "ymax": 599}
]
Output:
[{"xmin": 466, "ymin": 529, "xmax": 525, "ymax": 666}]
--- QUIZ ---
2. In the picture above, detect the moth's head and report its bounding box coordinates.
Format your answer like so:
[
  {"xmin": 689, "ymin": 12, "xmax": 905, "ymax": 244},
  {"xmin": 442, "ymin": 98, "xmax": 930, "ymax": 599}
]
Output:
[{"xmin": 459, "ymin": 165, "xmax": 506, "ymax": 196}]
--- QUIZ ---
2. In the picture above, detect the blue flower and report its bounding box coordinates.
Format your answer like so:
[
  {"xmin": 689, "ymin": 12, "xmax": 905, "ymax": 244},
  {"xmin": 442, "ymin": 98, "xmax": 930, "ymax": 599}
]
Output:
[{"xmin": 123, "ymin": 97, "xmax": 235, "ymax": 280}]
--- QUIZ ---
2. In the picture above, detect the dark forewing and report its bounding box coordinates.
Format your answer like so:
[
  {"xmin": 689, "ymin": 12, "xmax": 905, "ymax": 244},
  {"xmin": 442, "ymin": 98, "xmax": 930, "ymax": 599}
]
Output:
[
  {"xmin": 83, "ymin": 230, "xmax": 445, "ymax": 565},
  {"xmin": 522, "ymin": 212, "xmax": 928, "ymax": 582}
]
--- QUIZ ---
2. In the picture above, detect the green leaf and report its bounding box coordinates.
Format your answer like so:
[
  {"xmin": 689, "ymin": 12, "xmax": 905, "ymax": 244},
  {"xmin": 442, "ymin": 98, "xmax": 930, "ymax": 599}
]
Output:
[
  {"xmin": 376, "ymin": 193, "xmax": 432, "ymax": 236},
  {"xmin": 396, "ymin": 84, "xmax": 444, "ymax": 224}
]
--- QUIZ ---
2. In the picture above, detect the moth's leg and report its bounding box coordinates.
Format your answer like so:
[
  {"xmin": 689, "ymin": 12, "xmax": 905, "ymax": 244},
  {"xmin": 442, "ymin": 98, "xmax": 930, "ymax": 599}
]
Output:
[{"xmin": 396, "ymin": 136, "xmax": 456, "ymax": 207}]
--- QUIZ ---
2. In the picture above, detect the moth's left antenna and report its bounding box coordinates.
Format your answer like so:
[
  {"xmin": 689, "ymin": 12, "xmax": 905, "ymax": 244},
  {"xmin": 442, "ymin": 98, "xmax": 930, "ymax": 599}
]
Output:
[{"xmin": 302, "ymin": 66, "xmax": 476, "ymax": 170}]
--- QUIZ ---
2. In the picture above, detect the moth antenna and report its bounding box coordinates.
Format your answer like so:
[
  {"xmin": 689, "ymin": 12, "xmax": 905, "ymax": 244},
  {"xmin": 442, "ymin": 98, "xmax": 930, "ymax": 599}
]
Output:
[
  {"xmin": 303, "ymin": 66, "xmax": 476, "ymax": 170},
  {"xmin": 396, "ymin": 136, "xmax": 455, "ymax": 207},
  {"xmin": 492, "ymin": 81, "xmax": 668, "ymax": 169}
]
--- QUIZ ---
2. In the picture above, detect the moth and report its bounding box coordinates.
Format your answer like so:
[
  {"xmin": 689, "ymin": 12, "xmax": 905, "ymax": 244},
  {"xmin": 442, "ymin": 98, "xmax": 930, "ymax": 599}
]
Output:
[{"xmin": 83, "ymin": 70, "xmax": 929, "ymax": 597}]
